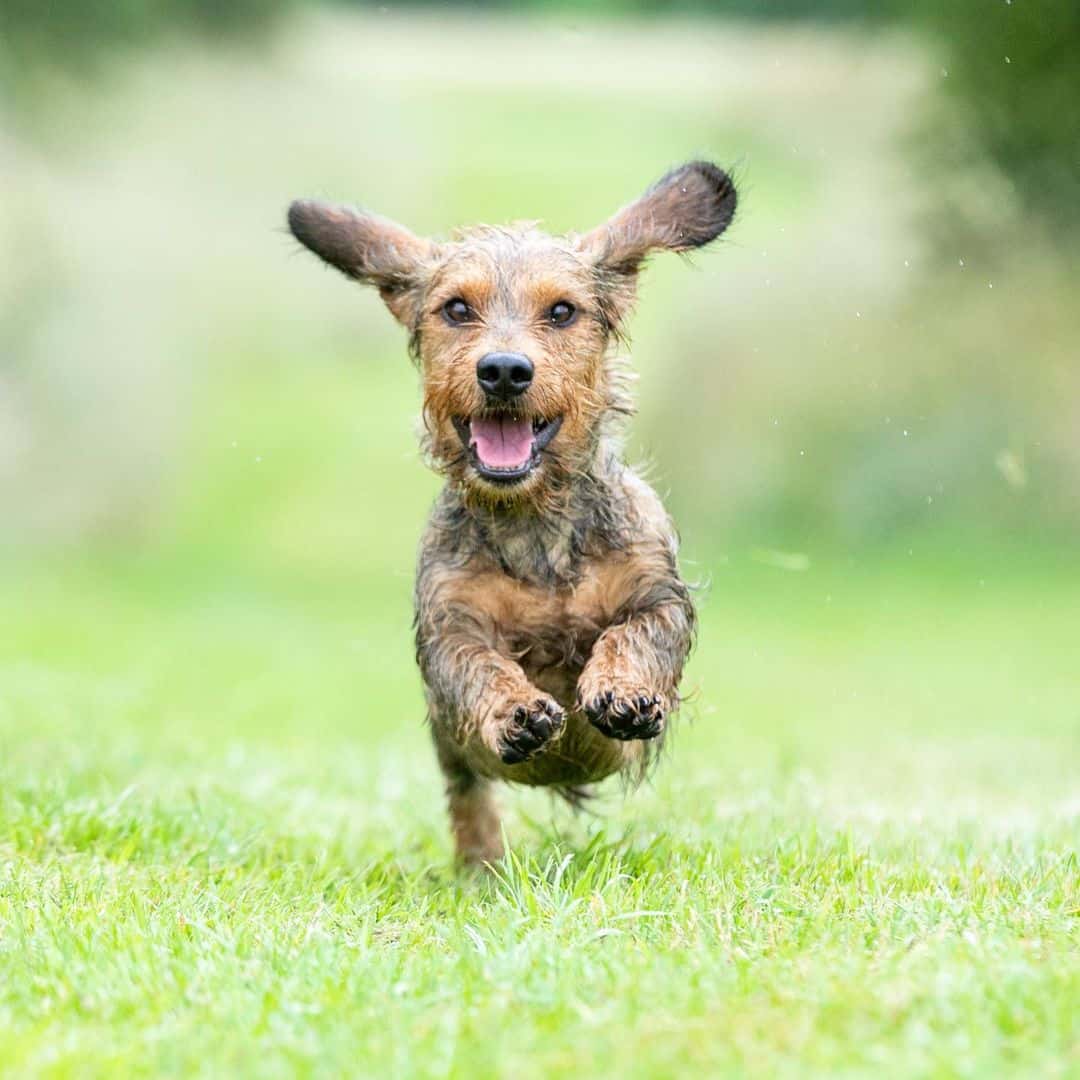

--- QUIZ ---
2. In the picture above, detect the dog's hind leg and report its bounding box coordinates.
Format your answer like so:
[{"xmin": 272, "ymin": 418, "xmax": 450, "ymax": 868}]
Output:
[{"xmin": 431, "ymin": 722, "xmax": 503, "ymax": 866}]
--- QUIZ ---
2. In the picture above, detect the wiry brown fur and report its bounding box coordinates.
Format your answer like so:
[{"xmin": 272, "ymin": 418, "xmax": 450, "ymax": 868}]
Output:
[{"xmin": 289, "ymin": 161, "xmax": 736, "ymax": 864}]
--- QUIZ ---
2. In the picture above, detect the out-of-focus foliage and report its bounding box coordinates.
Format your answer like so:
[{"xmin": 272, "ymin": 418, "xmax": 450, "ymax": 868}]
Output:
[
  {"xmin": 331, "ymin": 0, "xmax": 904, "ymax": 16},
  {"xmin": 6, "ymin": 0, "xmax": 1075, "ymax": 242},
  {"xmin": 2, "ymin": 7, "xmax": 1078, "ymax": 551},
  {"xmin": 913, "ymin": 0, "xmax": 1080, "ymax": 242},
  {"xmin": 0, "ymin": 0, "xmax": 295, "ymax": 81},
  {"xmin": 0, "ymin": 0, "xmax": 899, "ymax": 80}
]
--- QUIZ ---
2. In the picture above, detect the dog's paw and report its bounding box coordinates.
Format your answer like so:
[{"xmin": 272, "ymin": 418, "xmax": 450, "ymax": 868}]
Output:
[
  {"xmin": 497, "ymin": 696, "xmax": 565, "ymax": 764},
  {"xmin": 581, "ymin": 689, "xmax": 666, "ymax": 742}
]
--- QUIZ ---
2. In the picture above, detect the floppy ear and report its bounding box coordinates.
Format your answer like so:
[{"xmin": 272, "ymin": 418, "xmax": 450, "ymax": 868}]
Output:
[
  {"xmin": 287, "ymin": 199, "xmax": 435, "ymax": 327},
  {"xmin": 579, "ymin": 161, "xmax": 737, "ymax": 325}
]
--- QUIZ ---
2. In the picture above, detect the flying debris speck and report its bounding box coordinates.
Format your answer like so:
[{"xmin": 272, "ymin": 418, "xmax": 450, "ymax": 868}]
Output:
[
  {"xmin": 995, "ymin": 449, "xmax": 1028, "ymax": 489},
  {"xmin": 751, "ymin": 549, "xmax": 810, "ymax": 572}
]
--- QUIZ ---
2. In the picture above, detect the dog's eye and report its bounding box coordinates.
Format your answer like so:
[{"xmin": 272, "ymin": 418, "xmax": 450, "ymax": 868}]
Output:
[
  {"xmin": 443, "ymin": 298, "xmax": 474, "ymax": 325},
  {"xmin": 548, "ymin": 301, "xmax": 576, "ymax": 327}
]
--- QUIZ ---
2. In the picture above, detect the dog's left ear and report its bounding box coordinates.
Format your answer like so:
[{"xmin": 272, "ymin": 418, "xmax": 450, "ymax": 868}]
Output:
[
  {"xmin": 287, "ymin": 199, "xmax": 435, "ymax": 327},
  {"xmin": 579, "ymin": 160, "xmax": 736, "ymax": 325}
]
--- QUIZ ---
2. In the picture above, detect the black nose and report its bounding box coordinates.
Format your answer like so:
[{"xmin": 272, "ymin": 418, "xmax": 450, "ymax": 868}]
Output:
[{"xmin": 476, "ymin": 352, "xmax": 533, "ymax": 400}]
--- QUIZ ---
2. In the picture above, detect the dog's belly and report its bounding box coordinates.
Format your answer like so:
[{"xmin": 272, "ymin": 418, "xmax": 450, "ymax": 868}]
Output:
[
  {"xmin": 495, "ymin": 709, "xmax": 643, "ymax": 787},
  {"xmin": 512, "ymin": 628, "xmax": 593, "ymax": 701}
]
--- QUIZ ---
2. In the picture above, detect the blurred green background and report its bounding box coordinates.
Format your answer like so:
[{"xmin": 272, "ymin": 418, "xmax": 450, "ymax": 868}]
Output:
[
  {"xmin": 3, "ymin": 0, "xmax": 1078, "ymax": 776},
  {"xmin": 2, "ymin": 0, "xmax": 1078, "ymax": 805},
  {"xmin": 2, "ymin": 2, "xmax": 1079, "ymax": 1073},
  {"xmin": 4, "ymin": 0, "xmax": 1080, "ymax": 549}
]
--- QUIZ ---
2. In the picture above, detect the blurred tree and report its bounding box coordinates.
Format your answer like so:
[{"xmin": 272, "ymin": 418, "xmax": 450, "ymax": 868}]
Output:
[
  {"xmin": 326, "ymin": 0, "xmax": 902, "ymax": 17},
  {"xmin": 4, "ymin": 0, "xmax": 1074, "ymax": 239},
  {"xmin": 914, "ymin": 0, "xmax": 1080, "ymax": 241},
  {"xmin": 0, "ymin": 0, "xmax": 296, "ymax": 82}
]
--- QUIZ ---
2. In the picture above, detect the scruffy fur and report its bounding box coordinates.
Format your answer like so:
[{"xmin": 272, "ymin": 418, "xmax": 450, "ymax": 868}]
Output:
[{"xmin": 289, "ymin": 161, "xmax": 737, "ymax": 864}]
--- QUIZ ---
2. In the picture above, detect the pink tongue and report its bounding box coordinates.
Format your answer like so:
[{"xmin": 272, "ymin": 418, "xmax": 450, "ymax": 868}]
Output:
[{"xmin": 470, "ymin": 416, "xmax": 534, "ymax": 469}]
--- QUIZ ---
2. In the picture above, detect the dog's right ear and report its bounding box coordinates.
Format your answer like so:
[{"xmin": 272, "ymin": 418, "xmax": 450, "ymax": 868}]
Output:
[{"xmin": 287, "ymin": 199, "xmax": 435, "ymax": 327}]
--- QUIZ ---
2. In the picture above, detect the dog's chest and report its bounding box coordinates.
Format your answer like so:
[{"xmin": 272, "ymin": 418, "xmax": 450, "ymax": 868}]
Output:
[{"xmin": 468, "ymin": 554, "xmax": 637, "ymax": 672}]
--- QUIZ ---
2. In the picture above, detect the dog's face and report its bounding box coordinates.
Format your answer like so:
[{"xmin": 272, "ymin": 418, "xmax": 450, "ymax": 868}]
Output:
[{"xmin": 289, "ymin": 162, "xmax": 735, "ymax": 505}]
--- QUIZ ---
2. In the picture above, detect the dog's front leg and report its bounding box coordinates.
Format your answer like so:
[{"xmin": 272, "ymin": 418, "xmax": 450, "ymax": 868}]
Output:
[
  {"xmin": 576, "ymin": 598, "xmax": 694, "ymax": 742},
  {"xmin": 420, "ymin": 632, "xmax": 566, "ymax": 767},
  {"xmin": 421, "ymin": 628, "xmax": 566, "ymax": 866}
]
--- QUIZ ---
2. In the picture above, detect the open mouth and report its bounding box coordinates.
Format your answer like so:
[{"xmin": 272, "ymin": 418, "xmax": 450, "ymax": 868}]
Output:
[{"xmin": 452, "ymin": 414, "xmax": 563, "ymax": 485}]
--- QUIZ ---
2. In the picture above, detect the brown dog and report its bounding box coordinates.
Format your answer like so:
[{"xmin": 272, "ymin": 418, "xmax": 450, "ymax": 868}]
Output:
[{"xmin": 288, "ymin": 162, "xmax": 736, "ymax": 863}]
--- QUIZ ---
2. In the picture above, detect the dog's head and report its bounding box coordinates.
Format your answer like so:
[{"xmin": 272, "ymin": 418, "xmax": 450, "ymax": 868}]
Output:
[{"xmin": 288, "ymin": 161, "xmax": 736, "ymax": 505}]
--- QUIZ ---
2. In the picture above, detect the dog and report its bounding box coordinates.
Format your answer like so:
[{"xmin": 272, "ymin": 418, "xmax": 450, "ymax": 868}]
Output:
[{"xmin": 288, "ymin": 161, "xmax": 736, "ymax": 863}]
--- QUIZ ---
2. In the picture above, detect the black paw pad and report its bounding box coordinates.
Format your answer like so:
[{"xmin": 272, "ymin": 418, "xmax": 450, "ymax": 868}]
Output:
[
  {"xmin": 583, "ymin": 690, "xmax": 665, "ymax": 742},
  {"xmin": 499, "ymin": 698, "xmax": 566, "ymax": 764}
]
